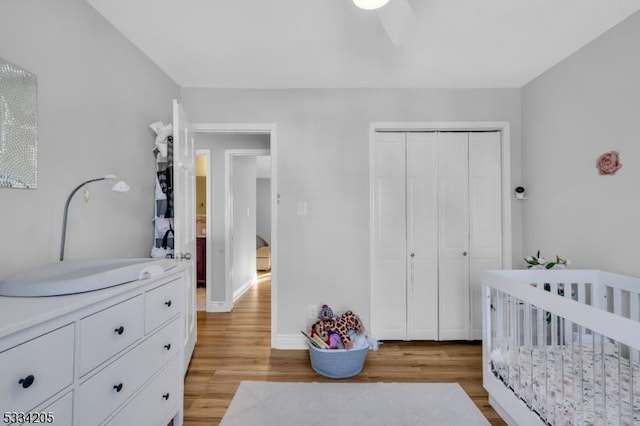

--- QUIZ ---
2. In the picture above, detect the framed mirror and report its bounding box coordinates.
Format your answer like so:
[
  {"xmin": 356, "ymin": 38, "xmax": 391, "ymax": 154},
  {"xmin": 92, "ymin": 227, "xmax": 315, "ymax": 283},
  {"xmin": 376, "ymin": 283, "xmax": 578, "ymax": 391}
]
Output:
[{"xmin": 0, "ymin": 58, "xmax": 37, "ymax": 189}]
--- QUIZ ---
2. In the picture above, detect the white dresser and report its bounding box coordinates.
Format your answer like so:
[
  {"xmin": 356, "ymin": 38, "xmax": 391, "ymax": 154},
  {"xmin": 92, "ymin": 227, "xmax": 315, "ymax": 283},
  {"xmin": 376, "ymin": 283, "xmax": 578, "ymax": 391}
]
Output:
[{"xmin": 0, "ymin": 264, "xmax": 186, "ymax": 426}]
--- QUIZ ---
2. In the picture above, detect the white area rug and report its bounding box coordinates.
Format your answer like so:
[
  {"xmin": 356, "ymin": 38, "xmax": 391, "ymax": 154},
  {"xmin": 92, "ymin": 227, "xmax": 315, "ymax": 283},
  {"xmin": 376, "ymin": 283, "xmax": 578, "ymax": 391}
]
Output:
[{"xmin": 220, "ymin": 381, "xmax": 490, "ymax": 425}]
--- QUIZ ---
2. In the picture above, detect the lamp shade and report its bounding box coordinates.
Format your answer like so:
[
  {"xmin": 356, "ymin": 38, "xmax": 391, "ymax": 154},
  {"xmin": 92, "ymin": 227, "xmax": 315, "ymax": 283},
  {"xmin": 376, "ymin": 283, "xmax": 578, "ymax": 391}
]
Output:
[
  {"xmin": 353, "ymin": 0, "xmax": 390, "ymax": 10},
  {"xmin": 111, "ymin": 180, "xmax": 130, "ymax": 192}
]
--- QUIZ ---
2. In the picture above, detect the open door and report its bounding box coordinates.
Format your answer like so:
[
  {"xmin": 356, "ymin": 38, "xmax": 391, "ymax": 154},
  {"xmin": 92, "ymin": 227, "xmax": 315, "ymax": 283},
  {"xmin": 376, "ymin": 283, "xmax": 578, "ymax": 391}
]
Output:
[{"xmin": 172, "ymin": 99, "xmax": 197, "ymax": 374}]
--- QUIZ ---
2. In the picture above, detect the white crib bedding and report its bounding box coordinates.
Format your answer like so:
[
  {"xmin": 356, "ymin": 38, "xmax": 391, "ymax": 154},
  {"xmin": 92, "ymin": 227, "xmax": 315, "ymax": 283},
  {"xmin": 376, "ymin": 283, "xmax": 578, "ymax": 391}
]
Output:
[{"xmin": 492, "ymin": 343, "xmax": 640, "ymax": 425}]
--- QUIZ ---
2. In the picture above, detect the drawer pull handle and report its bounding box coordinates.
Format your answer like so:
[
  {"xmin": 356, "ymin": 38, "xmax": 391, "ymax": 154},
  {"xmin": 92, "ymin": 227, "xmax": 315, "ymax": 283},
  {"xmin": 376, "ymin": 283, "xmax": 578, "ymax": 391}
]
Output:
[
  {"xmin": 165, "ymin": 300, "xmax": 172, "ymax": 307},
  {"xmin": 18, "ymin": 374, "xmax": 35, "ymax": 389},
  {"xmin": 113, "ymin": 383, "xmax": 123, "ymax": 393},
  {"xmin": 163, "ymin": 393, "xmax": 170, "ymax": 400},
  {"xmin": 114, "ymin": 326, "xmax": 125, "ymax": 335},
  {"xmin": 164, "ymin": 343, "xmax": 172, "ymax": 351}
]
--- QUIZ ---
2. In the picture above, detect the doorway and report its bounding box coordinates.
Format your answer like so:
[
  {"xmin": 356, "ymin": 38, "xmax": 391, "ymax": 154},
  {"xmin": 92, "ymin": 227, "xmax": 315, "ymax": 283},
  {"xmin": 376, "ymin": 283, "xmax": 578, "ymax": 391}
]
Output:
[
  {"xmin": 193, "ymin": 123, "xmax": 278, "ymax": 348},
  {"xmin": 195, "ymin": 150, "xmax": 210, "ymax": 311},
  {"xmin": 226, "ymin": 149, "xmax": 270, "ymax": 303}
]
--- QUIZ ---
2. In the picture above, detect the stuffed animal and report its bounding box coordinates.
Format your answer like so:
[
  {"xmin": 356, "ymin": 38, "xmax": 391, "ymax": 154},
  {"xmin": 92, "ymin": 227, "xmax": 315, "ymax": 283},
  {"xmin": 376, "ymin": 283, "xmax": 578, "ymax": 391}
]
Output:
[
  {"xmin": 326, "ymin": 330, "xmax": 341, "ymax": 349},
  {"xmin": 312, "ymin": 310, "xmax": 365, "ymax": 349},
  {"xmin": 318, "ymin": 304, "xmax": 335, "ymax": 321}
]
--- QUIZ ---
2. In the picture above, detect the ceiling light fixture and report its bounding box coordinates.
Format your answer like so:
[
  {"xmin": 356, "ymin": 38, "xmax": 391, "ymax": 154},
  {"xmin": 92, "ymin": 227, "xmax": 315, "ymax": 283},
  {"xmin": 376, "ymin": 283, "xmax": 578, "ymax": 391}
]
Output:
[{"xmin": 353, "ymin": 0, "xmax": 390, "ymax": 10}]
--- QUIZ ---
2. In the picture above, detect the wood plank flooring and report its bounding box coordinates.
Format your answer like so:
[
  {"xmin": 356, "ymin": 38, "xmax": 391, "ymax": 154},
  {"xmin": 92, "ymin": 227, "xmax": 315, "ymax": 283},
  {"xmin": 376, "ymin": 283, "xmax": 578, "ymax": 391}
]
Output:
[{"xmin": 183, "ymin": 272, "xmax": 506, "ymax": 425}]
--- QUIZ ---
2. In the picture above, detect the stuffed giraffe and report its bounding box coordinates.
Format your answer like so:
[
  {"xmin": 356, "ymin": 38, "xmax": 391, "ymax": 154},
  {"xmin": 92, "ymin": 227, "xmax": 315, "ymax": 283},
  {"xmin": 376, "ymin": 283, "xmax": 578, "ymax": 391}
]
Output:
[{"xmin": 311, "ymin": 310, "xmax": 364, "ymax": 349}]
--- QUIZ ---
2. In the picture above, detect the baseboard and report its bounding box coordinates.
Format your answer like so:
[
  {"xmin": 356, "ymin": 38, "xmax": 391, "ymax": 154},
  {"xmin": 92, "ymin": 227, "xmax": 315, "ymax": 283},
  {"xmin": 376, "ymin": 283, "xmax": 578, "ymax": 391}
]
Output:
[
  {"xmin": 233, "ymin": 275, "xmax": 257, "ymax": 303},
  {"xmin": 206, "ymin": 300, "xmax": 233, "ymax": 312},
  {"xmin": 274, "ymin": 333, "xmax": 308, "ymax": 350}
]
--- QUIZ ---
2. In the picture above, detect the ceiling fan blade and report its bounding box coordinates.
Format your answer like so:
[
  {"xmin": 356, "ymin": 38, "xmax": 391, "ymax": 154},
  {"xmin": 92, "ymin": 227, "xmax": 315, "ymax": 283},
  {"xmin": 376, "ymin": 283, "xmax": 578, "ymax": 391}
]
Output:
[{"xmin": 377, "ymin": 0, "xmax": 417, "ymax": 47}]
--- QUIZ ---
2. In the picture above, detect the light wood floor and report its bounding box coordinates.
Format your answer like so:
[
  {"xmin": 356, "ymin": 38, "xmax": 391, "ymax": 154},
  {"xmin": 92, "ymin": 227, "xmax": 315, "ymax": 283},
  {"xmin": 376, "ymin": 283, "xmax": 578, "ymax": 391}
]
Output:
[{"xmin": 183, "ymin": 272, "xmax": 506, "ymax": 425}]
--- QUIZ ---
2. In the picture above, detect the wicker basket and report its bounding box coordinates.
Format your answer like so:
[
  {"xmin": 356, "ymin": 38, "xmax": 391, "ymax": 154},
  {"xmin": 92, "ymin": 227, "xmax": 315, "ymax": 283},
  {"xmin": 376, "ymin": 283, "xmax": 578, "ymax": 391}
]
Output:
[{"xmin": 308, "ymin": 343, "xmax": 369, "ymax": 379}]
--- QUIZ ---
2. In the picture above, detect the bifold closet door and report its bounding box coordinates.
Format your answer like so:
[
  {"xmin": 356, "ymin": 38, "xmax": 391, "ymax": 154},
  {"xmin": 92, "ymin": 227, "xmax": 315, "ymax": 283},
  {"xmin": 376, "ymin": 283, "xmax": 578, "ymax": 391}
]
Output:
[
  {"xmin": 371, "ymin": 132, "xmax": 408, "ymax": 340},
  {"xmin": 371, "ymin": 132, "xmax": 438, "ymax": 340},
  {"xmin": 437, "ymin": 132, "xmax": 470, "ymax": 340},
  {"xmin": 437, "ymin": 131, "xmax": 502, "ymax": 340},
  {"xmin": 372, "ymin": 130, "xmax": 502, "ymax": 341},
  {"xmin": 406, "ymin": 133, "xmax": 438, "ymax": 340},
  {"xmin": 468, "ymin": 131, "xmax": 502, "ymax": 339}
]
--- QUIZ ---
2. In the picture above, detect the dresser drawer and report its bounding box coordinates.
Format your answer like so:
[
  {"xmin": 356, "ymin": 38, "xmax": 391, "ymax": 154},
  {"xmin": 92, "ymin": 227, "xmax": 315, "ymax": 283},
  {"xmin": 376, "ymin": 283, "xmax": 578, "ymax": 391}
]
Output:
[
  {"xmin": 145, "ymin": 279, "xmax": 182, "ymax": 333},
  {"xmin": 39, "ymin": 391, "xmax": 73, "ymax": 426},
  {"xmin": 0, "ymin": 324, "xmax": 74, "ymax": 414},
  {"xmin": 5, "ymin": 390, "xmax": 72, "ymax": 426},
  {"xmin": 79, "ymin": 295, "xmax": 144, "ymax": 376},
  {"xmin": 106, "ymin": 356, "xmax": 181, "ymax": 426},
  {"xmin": 77, "ymin": 318, "xmax": 180, "ymax": 425},
  {"xmin": 138, "ymin": 318, "xmax": 181, "ymax": 379}
]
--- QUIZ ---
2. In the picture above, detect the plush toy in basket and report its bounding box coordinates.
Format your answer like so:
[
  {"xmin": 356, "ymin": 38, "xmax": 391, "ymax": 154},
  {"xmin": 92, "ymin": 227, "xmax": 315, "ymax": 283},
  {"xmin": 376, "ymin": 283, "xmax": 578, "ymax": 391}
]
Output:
[
  {"xmin": 311, "ymin": 305, "xmax": 365, "ymax": 349},
  {"xmin": 303, "ymin": 304, "xmax": 378, "ymax": 379}
]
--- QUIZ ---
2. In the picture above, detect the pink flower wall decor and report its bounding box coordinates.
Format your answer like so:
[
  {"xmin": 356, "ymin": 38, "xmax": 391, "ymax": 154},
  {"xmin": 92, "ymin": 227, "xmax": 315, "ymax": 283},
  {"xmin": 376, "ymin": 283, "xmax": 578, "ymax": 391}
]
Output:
[{"xmin": 596, "ymin": 151, "xmax": 622, "ymax": 175}]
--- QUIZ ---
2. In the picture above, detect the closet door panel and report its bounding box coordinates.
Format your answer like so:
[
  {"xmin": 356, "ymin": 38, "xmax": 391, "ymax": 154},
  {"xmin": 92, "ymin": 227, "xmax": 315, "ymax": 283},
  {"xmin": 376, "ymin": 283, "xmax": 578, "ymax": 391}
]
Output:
[
  {"xmin": 406, "ymin": 133, "xmax": 438, "ymax": 340},
  {"xmin": 372, "ymin": 133, "xmax": 407, "ymax": 339},
  {"xmin": 469, "ymin": 132, "xmax": 502, "ymax": 339},
  {"xmin": 469, "ymin": 132, "xmax": 502, "ymax": 259},
  {"xmin": 438, "ymin": 133, "xmax": 470, "ymax": 340}
]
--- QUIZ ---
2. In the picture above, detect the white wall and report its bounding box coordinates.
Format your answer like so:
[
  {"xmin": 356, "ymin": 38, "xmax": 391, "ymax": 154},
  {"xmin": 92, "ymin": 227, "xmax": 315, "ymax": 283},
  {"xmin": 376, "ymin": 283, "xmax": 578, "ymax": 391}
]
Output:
[
  {"xmin": 0, "ymin": 0, "xmax": 179, "ymax": 279},
  {"xmin": 522, "ymin": 11, "xmax": 640, "ymax": 275},
  {"xmin": 183, "ymin": 88, "xmax": 522, "ymax": 341},
  {"xmin": 232, "ymin": 156, "xmax": 257, "ymax": 298},
  {"xmin": 194, "ymin": 133, "xmax": 269, "ymax": 302},
  {"xmin": 256, "ymin": 178, "xmax": 271, "ymax": 244}
]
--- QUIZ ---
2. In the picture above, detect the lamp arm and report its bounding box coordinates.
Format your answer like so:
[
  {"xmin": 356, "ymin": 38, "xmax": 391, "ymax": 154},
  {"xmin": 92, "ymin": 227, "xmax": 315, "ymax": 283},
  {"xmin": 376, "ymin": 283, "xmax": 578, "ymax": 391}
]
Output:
[{"xmin": 59, "ymin": 177, "xmax": 107, "ymax": 261}]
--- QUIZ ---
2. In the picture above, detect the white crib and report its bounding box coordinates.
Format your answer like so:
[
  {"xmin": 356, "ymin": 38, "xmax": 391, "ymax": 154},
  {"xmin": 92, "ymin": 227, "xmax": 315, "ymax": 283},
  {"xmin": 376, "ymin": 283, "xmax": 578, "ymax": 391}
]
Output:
[{"xmin": 482, "ymin": 270, "xmax": 640, "ymax": 425}]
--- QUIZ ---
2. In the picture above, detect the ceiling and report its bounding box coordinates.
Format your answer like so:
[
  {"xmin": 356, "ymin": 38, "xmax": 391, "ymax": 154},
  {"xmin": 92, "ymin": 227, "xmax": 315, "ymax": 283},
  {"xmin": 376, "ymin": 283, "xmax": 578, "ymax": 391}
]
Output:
[{"xmin": 85, "ymin": 0, "xmax": 640, "ymax": 89}]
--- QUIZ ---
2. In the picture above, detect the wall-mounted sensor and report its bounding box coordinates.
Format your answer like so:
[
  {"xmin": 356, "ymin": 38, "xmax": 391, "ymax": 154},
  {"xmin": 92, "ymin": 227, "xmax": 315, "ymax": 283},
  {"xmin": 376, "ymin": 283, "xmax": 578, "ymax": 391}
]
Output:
[{"xmin": 514, "ymin": 186, "xmax": 526, "ymax": 200}]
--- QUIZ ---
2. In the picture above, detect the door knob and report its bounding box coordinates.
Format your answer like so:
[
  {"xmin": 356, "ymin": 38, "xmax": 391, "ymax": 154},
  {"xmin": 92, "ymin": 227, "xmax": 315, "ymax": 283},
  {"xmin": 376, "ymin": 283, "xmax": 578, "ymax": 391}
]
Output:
[
  {"xmin": 462, "ymin": 251, "xmax": 468, "ymax": 256},
  {"xmin": 410, "ymin": 253, "xmax": 415, "ymax": 258},
  {"xmin": 178, "ymin": 252, "xmax": 192, "ymax": 261}
]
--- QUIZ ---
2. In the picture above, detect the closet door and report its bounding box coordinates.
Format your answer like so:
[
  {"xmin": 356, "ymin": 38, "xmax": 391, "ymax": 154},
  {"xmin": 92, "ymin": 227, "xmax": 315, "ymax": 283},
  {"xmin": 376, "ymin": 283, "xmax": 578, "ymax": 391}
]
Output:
[
  {"xmin": 437, "ymin": 132, "xmax": 470, "ymax": 340},
  {"xmin": 469, "ymin": 132, "xmax": 502, "ymax": 339},
  {"xmin": 372, "ymin": 132, "xmax": 407, "ymax": 340},
  {"xmin": 406, "ymin": 133, "xmax": 438, "ymax": 340}
]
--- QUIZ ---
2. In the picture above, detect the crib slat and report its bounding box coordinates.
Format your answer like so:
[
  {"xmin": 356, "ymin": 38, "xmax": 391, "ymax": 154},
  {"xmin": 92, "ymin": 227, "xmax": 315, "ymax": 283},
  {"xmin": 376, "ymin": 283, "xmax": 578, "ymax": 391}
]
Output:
[
  {"xmin": 631, "ymin": 293, "xmax": 640, "ymax": 322},
  {"xmin": 578, "ymin": 326, "xmax": 585, "ymax": 426},
  {"xmin": 631, "ymin": 294, "xmax": 640, "ymax": 363},
  {"xmin": 537, "ymin": 303, "xmax": 544, "ymax": 347},
  {"xmin": 524, "ymin": 302, "xmax": 531, "ymax": 346},
  {"xmin": 591, "ymin": 280, "xmax": 606, "ymax": 310},
  {"xmin": 613, "ymin": 287, "xmax": 623, "ymax": 316},
  {"xmin": 511, "ymin": 294, "xmax": 520, "ymax": 396},
  {"xmin": 577, "ymin": 282, "xmax": 586, "ymax": 304},
  {"xmin": 563, "ymin": 284, "xmax": 572, "ymax": 345},
  {"xmin": 549, "ymin": 282, "xmax": 558, "ymax": 347}
]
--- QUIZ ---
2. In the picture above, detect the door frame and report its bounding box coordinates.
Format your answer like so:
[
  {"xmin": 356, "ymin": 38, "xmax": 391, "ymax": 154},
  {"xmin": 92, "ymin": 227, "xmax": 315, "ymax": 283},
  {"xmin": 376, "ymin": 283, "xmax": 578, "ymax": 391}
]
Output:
[
  {"xmin": 195, "ymin": 148, "xmax": 211, "ymax": 311},
  {"xmin": 193, "ymin": 123, "xmax": 278, "ymax": 348},
  {"xmin": 369, "ymin": 121, "xmax": 512, "ymax": 339},
  {"xmin": 225, "ymin": 148, "xmax": 270, "ymax": 304}
]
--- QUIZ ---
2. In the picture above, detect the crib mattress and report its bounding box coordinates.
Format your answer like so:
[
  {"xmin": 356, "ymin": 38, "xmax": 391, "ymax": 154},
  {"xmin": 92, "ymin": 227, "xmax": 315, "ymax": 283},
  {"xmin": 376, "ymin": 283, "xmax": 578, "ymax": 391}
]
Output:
[{"xmin": 493, "ymin": 343, "xmax": 640, "ymax": 426}]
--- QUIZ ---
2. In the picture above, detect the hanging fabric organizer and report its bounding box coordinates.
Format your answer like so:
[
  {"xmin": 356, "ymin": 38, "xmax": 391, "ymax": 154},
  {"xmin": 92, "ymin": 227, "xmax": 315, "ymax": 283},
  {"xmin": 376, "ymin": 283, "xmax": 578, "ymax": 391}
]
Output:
[{"xmin": 150, "ymin": 121, "xmax": 174, "ymax": 258}]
